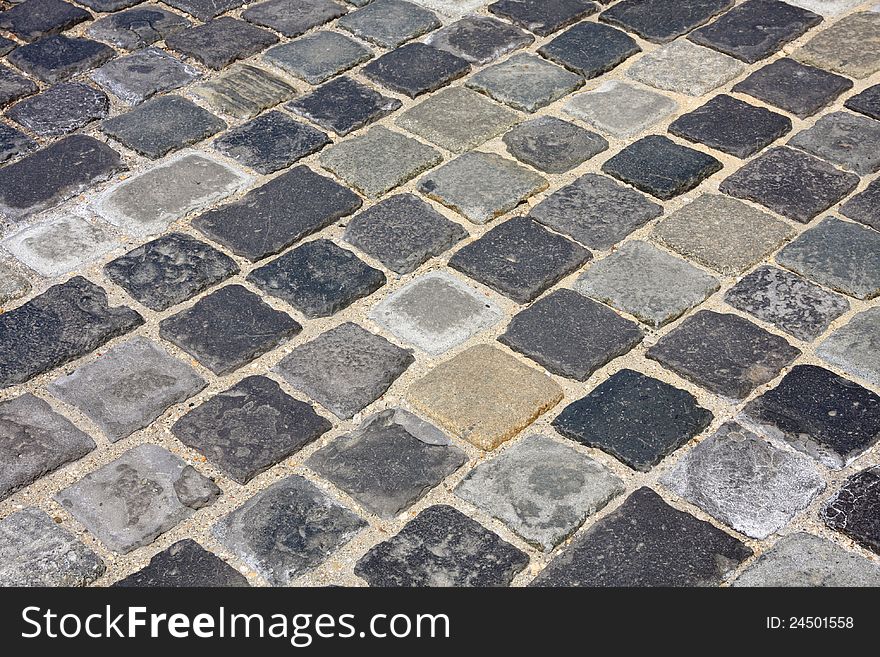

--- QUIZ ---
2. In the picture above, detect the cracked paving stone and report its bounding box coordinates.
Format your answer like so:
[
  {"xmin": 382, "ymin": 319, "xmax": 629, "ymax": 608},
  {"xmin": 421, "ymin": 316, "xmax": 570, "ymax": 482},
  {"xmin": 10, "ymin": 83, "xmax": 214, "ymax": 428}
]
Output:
[
  {"xmin": 173, "ymin": 375, "xmax": 331, "ymax": 484},
  {"xmin": 0, "ymin": 123, "xmax": 36, "ymax": 164},
  {"xmin": 600, "ymin": 0, "xmax": 734, "ymax": 42},
  {"xmin": 275, "ymin": 322, "xmax": 414, "ymax": 420},
  {"xmin": 114, "ymin": 539, "xmax": 249, "ymax": 587},
  {"xmin": 105, "ymin": 232, "xmax": 239, "ymax": 311},
  {"xmin": 192, "ymin": 165, "xmax": 361, "ymax": 262},
  {"xmin": 406, "ymin": 344, "xmax": 562, "ymax": 450},
  {"xmin": 425, "ymin": 15, "xmax": 533, "ymax": 65},
  {"xmin": 160, "ymin": 285, "xmax": 301, "ymax": 376},
  {"xmin": 456, "ymin": 434, "xmax": 624, "ymax": 551},
  {"xmin": 822, "ymin": 467, "xmax": 880, "ymax": 555},
  {"xmin": 308, "ymin": 408, "xmax": 466, "ymax": 519},
  {"xmin": 87, "ymin": 6, "xmax": 192, "ymax": 51},
  {"xmin": 539, "ymin": 21, "xmax": 640, "ymax": 78},
  {"xmin": 789, "ymin": 111, "xmax": 880, "ymax": 175},
  {"xmin": 776, "ymin": 216, "xmax": 880, "ymax": 300},
  {"xmin": 553, "ymin": 369, "xmax": 712, "ymax": 471},
  {"xmin": 248, "ymin": 239, "xmax": 386, "ymax": 318},
  {"xmin": 819, "ymin": 308, "xmax": 880, "ymax": 387},
  {"xmin": 0, "ymin": 508, "xmax": 104, "ymax": 587},
  {"xmin": 191, "ymin": 65, "xmax": 295, "ymax": 120},
  {"xmin": 0, "ymin": 64, "xmax": 38, "ymax": 107},
  {"xmin": 163, "ymin": 0, "xmax": 245, "ymax": 20},
  {"xmin": 9, "ymin": 35, "xmax": 115, "ymax": 84},
  {"xmin": 653, "ymin": 194, "xmax": 793, "ymax": 275},
  {"xmin": 662, "ymin": 422, "xmax": 825, "ymax": 539},
  {"xmin": 0, "ymin": 0, "xmax": 90, "ymax": 43},
  {"xmin": 91, "ymin": 48, "xmax": 198, "ymax": 106},
  {"xmin": 8, "ymin": 82, "xmax": 109, "ymax": 137},
  {"xmin": 363, "ymin": 43, "xmax": 470, "ymax": 98},
  {"xmin": 467, "ymin": 53, "xmax": 581, "ymax": 113},
  {"xmin": 57, "ymin": 445, "xmax": 220, "ymax": 554},
  {"xmin": 243, "ymin": 0, "xmax": 347, "ymax": 38},
  {"xmin": 214, "ymin": 475, "xmax": 366, "ymax": 585},
  {"xmin": 846, "ymin": 83, "xmax": 880, "ymax": 121},
  {"xmin": 355, "ymin": 504, "xmax": 529, "ymax": 586},
  {"xmin": 725, "ymin": 265, "xmax": 849, "ymax": 342},
  {"xmin": 841, "ymin": 178, "xmax": 880, "ymax": 230},
  {"xmin": 0, "ymin": 276, "xmax": 143, "ymax": 388},
  {"xmin": 287, "ymin": 76, "xmax": 401, "ymax": 136},
  {"xmin": 500, "ymin": 289, "xmax": 643, "ymax": 380},
  {"xmin": 648, "ymin": 310, "xmax": 801, "ymax": 399},
  {"xmin": 503, "ymin": 116, "xmax": 608, "ymax": 174},
  {"xmin": 795, "ymin": 11, "xmax": 880, "ymax": 78},
  {"xmin": 450, "ymin": 217, "xmax": 588, "ymax": 303},
  {"xmin": 669, "ymin": 94, "xmax": 791, "ymax": 159},
  {"xmin": 0, "ymin": 393, "xmax": 95, "ymax": 502},
  {"xmin": 418, "ymin": 152, "xmax": 547, "ymax": 225},
  {"xmin": 49, "ymin": 337, "xmax": 206, "ymax": 442},
  {"xmin": 213, "ymin": 111, "xmax": 329, "ymax": 174},
  {"xmin": 563, "ymin": 81, "xmax": 677, "ymax": 140},
  {"xmin": 488, "ymin": 0, "xmax": 598, "ymax": 37},
  {"xmin": 370, "ymin": 271, "xmax": 502, "ymax": 355},
  {"xmin": 166, "ymin": 17, "xmax": 278, "ymax": 71},
  {"xmin": 0, "ymin": 261, "xmax": 31, "ymax": 304},
  {"xmin": 628, "ymin": 39, "xmax": 745, "ymax": 96},
  {"xmin": 338, "ymin": 0, "xmax": 440, "ymax": 48},
  {"xmin": 602, "ymin": 135, "xmax": 722, "ymax": 200},
  {"xmin": 532, "ymin": 487, "xmax": 751, "ymax": 586},
  {"xmin": 264, "ymin": 31, "xmax": 371, "ymax": 85},
  {"xmin": 343, "ymin": 194, "xmax": 467, "ymax": 274}
]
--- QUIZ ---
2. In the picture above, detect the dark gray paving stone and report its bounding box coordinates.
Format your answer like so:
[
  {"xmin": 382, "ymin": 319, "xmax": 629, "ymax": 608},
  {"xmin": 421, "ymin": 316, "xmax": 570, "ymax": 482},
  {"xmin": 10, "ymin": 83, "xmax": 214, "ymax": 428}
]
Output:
[
  {"xmin": 553, "ymin": 369, "xmax": 712, "ymax": 471},
  {"xmin": 191, "ymin": 65, "xmax": 295, "ymax": 120},
  {"xmin": 9, "ymin": 35, "xmax": 115, "ymax": 84},
  {"xmin": 355, "ymin": 504, "xmax": 529, "ymax": 586},
  {"xmin": 449, "ymin": 216, "xmax": 590, "ymax": 304},
  {"xmin": 823, "ymin": 467, "xmax": 880, "ymax": 555},
  {"xmin": 87, "ymin": 6, "xmax": 192, "ymax": 51},
  {"xmin": 0, "ymin": 123, "xmax": 37, "ymax": 164},
  {"xmin": 264, "ymin": 31, "xmax": 371, "ymax": 85},
  {"xmin": 165, "ymin": 17, "xmax": 278, "ymax": 70},
  {"xmin": 845, "ymin": 83, "xmax": 880, "ymax": 121},
  {"xmin": 789, "ymin": 111, "xmax": 880, "ymax": 175},
  {"xmin": 503, "ymin": 116, "xmax": 607, "ymax": 174},
  {"xmin": 776, "ymin": 216, "xmax": 880, "ymax": 300},
  {"xmin": 600, "ymin": 0, "xmax": 734, "ymax": 43},
  {"xmin": 274, "ymin": 322, "xmax": 414, "ymax": 420},
  {"xmin": 287, "ymin": 76, "xmax": 401, "ymax": 136},
  {"xmin": 342, "ymin": 193, "xmax": 467, "ymax": 274},
  {"xmin": 91, "ymin": 48, "xmax": 198, "ymax": 106},
  {"xmin": 163, "ymin": 0, "xmax": 245, "ymax": 20},
  {"xmin": 56, "ymin": 444, "xmax": 220, "ymax": 554},
  {"xmin": 732, "ymin": 57, "xmax": 853, "ymax": 118},
  {"xmin": 669, "ymin": 94, "xmax": 791, "ymax": 158},
  {"xmin": 0, "ymin": 36, "xmax": 15, "ymax": 57},
  {"xmin": 647, "ymin": 310, "xmax": 800, "ymax": 399},
  {"xmin": 243, "ymin": 0, "xmax": 347, "ymax": 37},
  {"xmin": 0, "ymin": 393, "xmax": 95, "ymax": 501},
  {"xmin": 725, "ymin": 265, "xmax": 849, "ymax": 342},
  {"xmin": 213, "ymin": 111, "xmax": 329, "ymax": 174},
  {"xmin": 489, "ymin": 0, "xmax": 598, "ymax": 37},
  {"xmin": 819, "ymin": 307, "xmax": 880, "ymax": 387},
  {"xmin": 720, "ymin": 147, "xmax": 859, "ymax": 223},
  {"xmin": 841, "ymin": 178, "xmax": 880, "ymax": 230},
  {"xmin": 114, "ymin": 539, "xmax": 249, "ymax": 587},
  {"xmin": 160, "ymin": 285, "xmax": 301, "ymax": 375},
  {"xmin": 173, "ymin": 376, "xmax": 331, "ymax": 484},
  {"xmin": 8, "ymin": 82, "xmax": 109, "ymax": 137},
  {"xmin": 339, "ymin": 0, "xmax": 439, "ymax": 48},
  {"xmin": 214, "ymin": 475, "xmax": 366, "ymax": 585},
  {"xmin": 78, "ymin": 0, "xmax": 152, "ymax": 11},
  {"xmin": 193, "ymin": 166, "xmax": 362, "ymax": 262},
  {"xmin": 539, "ymin": 21, "xmax": 640, "ymax": 78},
  {"xmin": 0, "ymin": 0, "xmax": 89, "ymax": 43},
  {"xmin": 363, "ymin": 42, "xmax": 469, "ymax": 98},
  {"xmin": 0, "ymin": 64, "xmax": 38, "ymax": 107},
  {"xmin": 743, "ymin": 365, "xmax": 880, "ymax": 469},
  {"xmin": 500, "ymin": 289, "xmax": 643, "ymax": 380},
  {"xmin": 467, "ymin": 52, "xmax": 581, "ymax": 113},
  {"xmin": 425, "ymin": 15, "xmax": 534, "ymax": 65},
  {"xmin": 0, "ymin": 276, "xmax": 143, "ymax": 389}
]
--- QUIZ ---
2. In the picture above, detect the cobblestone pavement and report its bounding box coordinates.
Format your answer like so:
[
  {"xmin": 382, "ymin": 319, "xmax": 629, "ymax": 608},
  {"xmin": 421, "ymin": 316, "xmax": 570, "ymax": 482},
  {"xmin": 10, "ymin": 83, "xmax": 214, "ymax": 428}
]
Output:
[{"xmin": 0, "ymin": 0, "xmax": 879, "ymax": 588}]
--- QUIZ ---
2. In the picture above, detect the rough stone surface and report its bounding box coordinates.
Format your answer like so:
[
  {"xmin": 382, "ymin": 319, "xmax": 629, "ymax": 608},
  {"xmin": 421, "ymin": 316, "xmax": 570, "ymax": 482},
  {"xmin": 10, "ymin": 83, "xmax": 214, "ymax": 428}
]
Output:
[
  {"xmin": 785, "ymin": 0, "xmax": 862, "ymax": 14},
  {"xmin": 795, "ymin": 11, "xmax": 880, "ymax": 78},
  {"xmin": 600, "ymin": 0, "xmax": 734, "ymax": 43},
  {"xmin": 539, "ymin": 21, "xmax": 640, "ymax": 78},
  {"xmin": 87, "ymin": 6, "xmax": 192, "ymax": 51},
  {"xmin": 789, "ymin": 111, "xmax": 880, "ymax": 175},
  {"xmin": 91, "ymin": 48, "xmax": 199, "ymax": 105},
  {"xmin": 338, "ymin": 0, "xmax": 440, "ymax": 48},
  {"xmin": 0, "ymin": 0, "xmax": 89, "ymax": 43},
  {"xmin": 563, "ymin": 80, "xmax": 677, "ymax": 139},
  {"xmin": 845, "ymin": 83, "xmax": 880, "ymax": 121},
  {"xmin": 841, "ymin": 178, "xmax": 880, "ymax": 230},
  {"xmin": 264, "ymin": 31, "xmax": 371, "ymax": 84},
  {"xmin": 502, "ymin": 116, "xmax": 607, "ymax": 174},
  {"xmin": 8, "ymin": 82, "xmax": 109, "ymax": 137},
  {"xmin": 425, "ymin": 15, "xmax": 533, "ymax": 64},
  {"xmin": 243, "ymin": 0, "xmax": 347, "ymax": 38},
  {"xmin": 466, "ymin": 53, "xmax": 582, "ymax": 112},
  {"xmin": 627, "ymin": 39, "xmax": 745, "ymax": 96},
  {"xmin": 822, "ymin": 467, "xmax": 880, "ymax": 555},
  {"xmin": 818, "ymin": 308, "xmax": 880, "ymax": 387},
  {"xmin": 114, "ymin": 539, "xmax": 249, "ymax": 587},
  {"xmin": 363, "ymin": 43, "xmax": 470, "ymax": 98},
  {"xmin": 0, "ymin": 261, "xmax": 30, "ymax": 304},
  {"xmin": 8, "ymin": 35, "xmax": 115, "ymax": 84},
  {"xmin": 489, "ymin": 0, "xmax": 598, "ymax": 37},
  {"xmin": 287, "ymin": 76, "xmax": 401, "ymax": 136},
  {"xmin": 0, "ymin": 123, "xmax": 36, "ymax": 164},
  {"xmin": 165, "ymin": 17, "xmax": 278, "ymax": 70},
  {"xmin": 163, "ymin": 0, "xmax": 245, "ymax": 20},
  {"xmin": 191, "ymin": 65, "xmax": 295, "ymax": 120},
  {"xmin": 0, "ymin": 64, "xmax": 38, "ymax": 107}
]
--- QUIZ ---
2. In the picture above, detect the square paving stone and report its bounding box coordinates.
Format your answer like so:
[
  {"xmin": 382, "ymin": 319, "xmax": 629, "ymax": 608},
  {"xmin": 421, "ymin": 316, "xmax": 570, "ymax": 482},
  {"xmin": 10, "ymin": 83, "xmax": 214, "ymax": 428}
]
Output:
[
  {"xmin": 49, "ymin": 337, "xmax": 206, "ymax": 442},
  {"xmin": 602, "ymin": 135, "xmax": 722, "ymax": 200},
  {"xmin": 689, "ymin": 0, "xmax": 821, "ymax": 63},
  {"xmin": 600, "ymin": 0, "xmax": 734, "ymax": 43},
  {"xmin": 720, "ymin": 147, "xmax": 858, "ymax": 224},
  {"xmin": 532, "ymin": 487, "xmax": 751, "ymax": 586},
  {"xmin": 789, "ymin": 111, "xmax": 880, "ymax": 175},
  {"xmin": 91, "ymin": 48, "xmax": 199, "ymax": 106},
  {"xmin": 500, "ymin": 289, "xmax": 643, "ymax": 380},
  {"xmin": 355, "ymin": 504, "xmax": 528, "ymax": 586},
  {"xmin": 87, "ymin": 6, "xmax": 192, "ymax": 51},
  {"xmin": 502, "ymin": 116, "xmax": 607, "ymax": 174},
  {"xmin": 409, "ymin": 0, "xmax": 485, "ymax": 17},
  {"xmin": 456, "ymin": 434, "xmax": 624, "ymax": 551},
  {"xmin": 165, "ymin": 18, "xmax": 278, "ymax": 70},
  {"xmin": 8, "ymin": 35, "xmax": 115, "ymax": 84},
  {"xmin": 0, "ymin": 393, "xmax": 95, "ymax": 501},
  {"xmin": 732, "ymin": 57, "xmax": 853, "ymax": 118},
  {"xmin": 575, "ymin": 241, "xmax": 719, "ymax": 328},
  {"xmin": 114, "ymin": 539, "xmax": 249, "ymax": 587},
  {"xmin": 275, "ymin": 322, "xmax": 414, "ymax": 419},
  {"xmin": 669, "ymin": 94, "xmax": 791, "ymax": 159},
  {"xmin": 662, "ymin": 422, "xmax": 824, "ymax": 539},
  {"xmin": 191, "ymin": 65, "xmax": 295, "ymax": 120},
  {"xmin": 159, "ymin": 284, "xmax": 302, "ymax": 375},
  {"xmin": 653, "ymin": 194, "xmax": 793, "ymax": 275},
  {"xmin": 822, "ymin": 467, "xmax": 880, "ymax": 555},
  {"xmin": 0, "ymin": 124, "xmax": 36, "ymax": 164},
  {"xmin": 841, "ymin": 178, "xmax": 880, "ymax": 230},
  {"xmin": 563, "ymin": 81, "xmax": 677, "ymax": 140},
  {"xmin": 794, "ymin": 11, "xmax": 880, "ymax": 79},
  {"xmin": 553, "ymin": 368, "xmax": 712, "ymax": 471},
  {"xmin": 105, "ymin": 232, "xmax": 239, "ymax": 311},
  {"xmin": 163, "ymin": 0, "xmax": 245, "ymax": 20},
  {"xmin": 7, "ymin": 82, "xmax": 108, "ymax": 137},
  {"xmin": 425, "ymin": 15, "xmax": 534, "ymax": 65},
  {"xmin": 248, "ymin": 239, "xmax": 386, "ymax": 318},
  {"xmin": 539, "ymin": 21, "xmax": 640, "ymax": 78},
  {"xmin": 775, "ymin": 216, "xmax": 880, "ymax": 300},
  {"xmin": 785, "ymin": 0, "xmax": 863, "ymax": 14},
  {"xmin": 339, "ymin": 0, "xmax": 440, "ymax": 48},
  {"xmin": 489, "ymin": 0, "xmax": 598, "ymax": 37},
  {"xmin": 725, "ymin": 265, "xmax": 849, "ymax": 342},
  {"xmin": 192, "ymin": 165, "xmax": 361, "ymax": 262},
  {"xmin": 845, "ymin": 83, "xmax": 880, "ymax": 121},
  {"xmin": 0, "ymin": 508, "xmax": 104, "ymax": 587},
  {"xmin": 0, "ymin": 0, "xmax": 89, "ymax": 43},
  {"xmin": 0, "ymin": 64, "xmax": 38, "ymax": 107},
  {"xmin": 320, "ymin": 126, "xmax": 441, "ymax": 198},
  {"xmin": 287, "ymin": 76, "xmax": 401, "ymax": 136},
  {"xmin": 0, "ymin": 276, "xmax": 143, "ymax": 389},
  {"xmin": 450, "ymin": 216, "xmax": 589, "ymax": 303},
  {"xmin": 214, "ymin": 475, "xmax": 366, "ymax": 585},
  {"xmin": 264, "ymin": 31, "xmax": 371, "ymax": 84},
  {"xmin": 173, "ymin": 375, "xmax": 332, "ymax": 484},
  {"xmin": 56, "ymin": 444, "xmax": 220, "ymax": 554},
  {"xmin": 627, "ymin": 39, "xmax": 745, "ymax": 96},
  {"xmin": 370, "ymin": 271, "xmax": 503, "ymax": 355},
  {"xmin": 0, "ymin": 260, "xmax": 31, "ymax": 304},
  {"xmin": 818, "ymin": 308, "xmax": 880, "ymax": 387},
  {"xmin": 418, "ymin": 152, "xmax": 547, "ymax": 225},
  {"xmin": 308, "ymin": 408, "xmax": 466, "ymax": 518},
  {"xmin": 648, "ymin": 310, "xmax": 801, "ymax": 399},
  {"xmin": 213, "ymin": 111, "xmax": 329, "ymax": 174},
  {"xmin": 406, "ymin": 344, "xmax": 562, "ymax": 450},
  {"xmin": 363, "ymin": 43, "xmax": 470, "ymax": 98},
  {"xmin": 466, "ymin": 53, "xmax": 581, "ymax": 113},
  {"xmin": 243, "ymin": 0, "xmax": 347, "ymax": 37}
]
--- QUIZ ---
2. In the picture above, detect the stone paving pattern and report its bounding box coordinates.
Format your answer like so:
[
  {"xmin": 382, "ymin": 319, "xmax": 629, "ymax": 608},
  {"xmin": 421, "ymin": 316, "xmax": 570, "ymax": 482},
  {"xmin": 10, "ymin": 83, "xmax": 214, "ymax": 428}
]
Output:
[{"xmin": 0, "ymin": 0, "xmax": 879, "ymax": 588}]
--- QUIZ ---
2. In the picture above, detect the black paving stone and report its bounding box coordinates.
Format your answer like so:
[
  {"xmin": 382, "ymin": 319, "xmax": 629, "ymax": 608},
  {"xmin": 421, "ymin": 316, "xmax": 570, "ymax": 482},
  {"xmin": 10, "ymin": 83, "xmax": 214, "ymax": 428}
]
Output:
[
  {"xmin": 489, "ymin": 0, "xmax": 598, "ymax": 37},
  {"xmin": 503, "ymin": 116, "xmax": 608, "ymax": 174},
  {"xmin": 539, "ymin": 21, "xmax": 640, "ymax": 78},
  {"xmin": 78, "ymin": 0, "xmax": 148, "ymax": 9},
  {"xmin": 87, "ymin": 6, "xmax": 192, "ymax": 51},
  {"xmin": 162, "ymin": 0, "xmax": 245, "ymax": 20},
  {"xmin": 845, "ymin": 84, "xmax": 880, "ymax": 121},
  {"xmin": 9, "ymin": 35, "xmax": 115, "ymax": 84},
  {"xmin": 287, "ymin": 76, "xmax": 401, "ymax": 136},
  {"xmin": 0, "ymin": 0, "xmax": 90, "ymax": 43},
  {"xmin": 0, "ymin": 36, "xmax": 16, "ymax": 57},
  {"xmin": 362, "ymin": 43, "xmax": 470, "ymax": 99},
  {"xmin": 426, "ymin": 15, "xmax": 534, "ymax": 65},
  {"xmin": 823, "ymin": 468, "xmax": 880, "ymax": 556},
  {"xmin": 243, "ymin": 0, "xmax": 347, "ymax": 38},
  {"xmin": 0, "ymin": 123, "xmax": 37, "ymax": 164},
  {"xmin": 600, "ymin": 0, "xmax": 734, "ymax": 43},
  {"xmin": 0, "ymin": 65, "xmax": 37, "ymax": 107},
  {"xmin": 8, "ymin": 82, "xmax": 109, "ymax": 137},
  {"xmin": 840, "ymin": 178, "xmax": 880, "ymax": 231},
  {"xmin": 114, "ymin": 540, "xmax": 250, "ymax": 587},
  {"xmin": 165, "ymin": 17, "xmax": 278, "ymax": 70}
]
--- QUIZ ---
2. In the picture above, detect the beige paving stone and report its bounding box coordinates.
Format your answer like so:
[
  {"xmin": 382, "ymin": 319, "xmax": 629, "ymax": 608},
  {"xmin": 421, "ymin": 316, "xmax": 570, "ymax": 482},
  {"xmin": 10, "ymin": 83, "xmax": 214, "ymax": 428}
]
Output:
[
  {"xmin": 627, "ymin": 39, "xmax": 746, "ymax": 96},
  {"xmin": 191, "ymin": 64, "xmax": 296, "ymax": 119},
  {"xmin": 794, "ymin": 11, "xmax": 880, "ymax": 78}
]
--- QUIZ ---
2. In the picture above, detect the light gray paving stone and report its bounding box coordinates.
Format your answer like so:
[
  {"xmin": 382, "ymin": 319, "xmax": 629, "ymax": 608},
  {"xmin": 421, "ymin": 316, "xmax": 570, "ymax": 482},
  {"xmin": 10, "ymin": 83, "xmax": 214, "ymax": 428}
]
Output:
[
  {"xmin": 502, "ymin": 116, "xmax": 608, "ymax": 174},
  {"xmin": 0, "ymin": 260, "xmax": 30, "ymax": 304},
  {"xmin": 190, "ymin": 65, "xmax": 296, "ymax": 120},
  {"xmin": 785, "ymin": 0, "xmax": 863, "ymax": 15},
  {"xmin": 563, "ymin": 80, "xmax": 677, "ymax": 140},
  {"xmin": 264, "ymin": 31, "xmax": 372, "ymax": 85},
  {"xmin": 409, "ymin": 0, "xmax": 485, "ymax": 16},
  {"xmin": 794, "ymin": 11, "xmax": 880, "ymax": 79},
  {"xmin": 627, "ymin": 39, "xmax": 746, "ymax": 96},
  {"xmin": 818, "ymin": 308, "xmax": 880, "ymax": 387},
  {"xmin": 338, "ymin": 0, "xmax": 440, "ymax": 48},
  {"xmin": 467, "ymin": 52, "xmax": 583, "ymax": 113},
  {"xmin": 789, "ymin": 111, "xmax": 880, "ymax": 175},
  {"xmin": 90, "ymin": 48, "xmax": 199, "ymax": 106}
]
